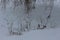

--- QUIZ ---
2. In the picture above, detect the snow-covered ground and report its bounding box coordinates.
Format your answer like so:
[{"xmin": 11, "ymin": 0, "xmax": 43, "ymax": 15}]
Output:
[
  {"xmin": 0, "ymin": 0, "xmax": 60, "ymax": 40},
  {"xmin": 0, "ymin": 26, "xmax": 60, "ymax": 40}
]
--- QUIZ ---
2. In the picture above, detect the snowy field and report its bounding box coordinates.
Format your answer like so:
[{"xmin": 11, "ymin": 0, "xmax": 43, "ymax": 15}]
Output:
[
  {"xmin": 0, "ymin": 0, "xmax": 60, "ymax": 40},
  {"xmin": 0, "ymin": 26, "xmax": 60, "ymax": 40}
]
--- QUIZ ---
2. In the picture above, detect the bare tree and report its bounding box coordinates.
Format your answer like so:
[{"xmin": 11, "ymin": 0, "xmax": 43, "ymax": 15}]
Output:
[
  {"xmin": 13, "ymin": 0, "xmax": 23, "ymax": 9},
  {"xmin": 41, "ymin": 0, "xmax": 54, "ymax": 28},
  {"xmin": 32, "ymin": 0, "xmax": 36, "ymax": 9},
  {"xmin": 22, "ymin": 0, "xmax": 36, "ymax": 31},
  {"xmin": 23, "ymin": 0, "xmax": 31, "ymax": 31},
  {"xmin": 1, "ymin": 0, "xmax": 9, "ymax": 9},
  {"xmin": 1, "ymin": 0, "xmax": 6, "ymax": 9},
  {"xmin": 37, "ymin": 0, "xmax": 54, "ymax": 29}
]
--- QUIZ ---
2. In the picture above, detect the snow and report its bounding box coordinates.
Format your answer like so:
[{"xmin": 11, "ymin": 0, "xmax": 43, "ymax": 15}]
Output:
[
  {"xmin": 0, "ymin": 0, "xmax": 60, "ymax": 40},
  {"xmin": 0, "ymin": 26, "xmax": 60, "ymax": 40},
  {"xmin": 22, "ymin": 28, "xmax": 60, "ymax": 40}
]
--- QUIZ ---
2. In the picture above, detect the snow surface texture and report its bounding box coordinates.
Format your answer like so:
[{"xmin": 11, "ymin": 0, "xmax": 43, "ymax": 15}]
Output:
[
  {"xmin": 0, "ymin": 26, "xmax": 60, "ymax": 40},
  {"xmin": 0, "ymin": 0, "xmax": 60, "ymax": 40}
]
